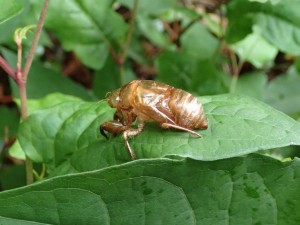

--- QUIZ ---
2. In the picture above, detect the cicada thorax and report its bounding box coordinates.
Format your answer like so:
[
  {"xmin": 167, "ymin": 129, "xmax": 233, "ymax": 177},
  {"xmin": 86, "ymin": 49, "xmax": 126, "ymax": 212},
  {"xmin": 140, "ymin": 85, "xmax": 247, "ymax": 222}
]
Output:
[{"xmin": 168, "ymin": 88, "xmax": 208, "ymax": 130}]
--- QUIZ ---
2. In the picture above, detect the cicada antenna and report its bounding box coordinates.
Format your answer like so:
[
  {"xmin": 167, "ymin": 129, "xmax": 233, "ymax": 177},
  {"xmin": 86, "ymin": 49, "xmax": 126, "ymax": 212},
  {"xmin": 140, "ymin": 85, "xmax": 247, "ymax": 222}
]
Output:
[
  {"xmin": 96, "ymin": 92, "xmax": 111, "ymax": 105},
  {"xmin": 96, "ymin": 99, "xmax": 107, "ymax": 105},
  {"xmin": 105, "ymin": 92, "xmax": 111, "ymax": 98}
]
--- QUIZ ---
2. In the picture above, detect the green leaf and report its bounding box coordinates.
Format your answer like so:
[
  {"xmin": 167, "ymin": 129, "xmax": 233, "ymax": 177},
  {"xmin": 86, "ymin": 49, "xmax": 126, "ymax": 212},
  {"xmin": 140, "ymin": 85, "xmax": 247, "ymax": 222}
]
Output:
[
  {"xmin": 15, "ymin": 93, "xmax": 82, "ymax": 116},
  {"xmin": 226, "ymin": 0, "xmax": 300, "ymax": 55},
  {"xmin": 235, "ymin": 72, "xmax": 268, "ymax": 99},
  {"xmin": 0, "ymin": 0, "xmax": 23, "ymax": 25},
  {"xmin": 254, "ymin": 0, "xmax": 300, "ymax": 55},
  {"xmin": 18, "ymin": 95, "xmax": 300, "ymax": 175},
  {"xmin": 72, "ymin": 43, "xmax": 109, "ymax": 70},
  {"xmin": 231, "ymin": 32, "xmax": 278, "ymax": 68},
  {"xmin": 9, "ymin": 93, "xmax": 81, "ymax": 160},
  {"xmin": 181, "ymin": 23, "xmax": 219, "ymax": 60},
  {"xmin": 18, "ymin": 101, "xmax": 115, "ymax": 172},
  {"xmin": 263, "ymin": 71, "xmax": 300, "ymax": 115},
  {"xmin": 137, "ymin": 15, "xmax": 173, "ymax": 48},
  {"xmin": 160, "ymin": 6, "xmax": 199, "ymax": 27},
  {"xmin": 8, "ymin": 140, "xmax": 25, "ymax": 160},
  {"xmin": 14, "ymin": 24, "xmax": 36, "ymax": 44},
  {"xmin": 225, "ymin": 0, "xmax": 258, "ymax": 43},
  {"xmin": 33, "ymin": 0, "xmax": 127, "ymax": 69},
  {"xmin": 0, "ymin": 155, "xmax": 299, "ymax": 224},
  {"xmin": 117, "ymin": 0, "xmax": 179, "ymax": 16},
  {"xmin": 0, "ymin": 188, "xmax": 109, "ymax": 224},
  {"xmin": 92, "ymin": 56, "xmax": 122, "ymax": 98},
  {"xmin": 0, "ymin": 217, "xmax": 50, "ymax": 225},
  {"xmin": 156, "ymin": 50, "xmax": 229, "ymax": 95},
  {"xmin": 0, "ymin": 0, "xmax": 49, "ymax": 46}
]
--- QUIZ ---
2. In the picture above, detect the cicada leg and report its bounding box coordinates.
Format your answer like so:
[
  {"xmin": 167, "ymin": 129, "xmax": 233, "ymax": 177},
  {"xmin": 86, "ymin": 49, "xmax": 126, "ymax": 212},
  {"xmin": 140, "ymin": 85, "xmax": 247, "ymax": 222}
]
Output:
[
  {"xmin": 161, "ymin": 123, "xmax": 202, "ymax": 138},
  {"xmin": 122, "ymin": 122, "xmax": 145, "ymax": 160},
  {"xmin": 100, "ymin": 120, "xmax": 145, "ymax": 160},
  {"xmin": 100, "ymin": 121, "xmax": 127, "ymax": 139}
]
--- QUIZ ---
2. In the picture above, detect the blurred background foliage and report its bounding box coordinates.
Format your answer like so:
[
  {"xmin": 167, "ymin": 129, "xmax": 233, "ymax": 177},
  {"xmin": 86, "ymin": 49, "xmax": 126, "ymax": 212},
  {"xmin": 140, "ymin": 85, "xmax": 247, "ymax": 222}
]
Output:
[{"xmin": 1, "ymin": 0, "xmax": 300, "ymax": 189}]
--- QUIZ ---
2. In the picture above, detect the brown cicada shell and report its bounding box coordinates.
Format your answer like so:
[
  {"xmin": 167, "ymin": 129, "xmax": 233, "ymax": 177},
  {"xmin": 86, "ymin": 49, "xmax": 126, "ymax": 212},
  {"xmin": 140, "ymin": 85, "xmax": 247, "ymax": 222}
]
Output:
[{"xmin": 100, "ymin": 80, "xmax": 208, "ymax": 160}]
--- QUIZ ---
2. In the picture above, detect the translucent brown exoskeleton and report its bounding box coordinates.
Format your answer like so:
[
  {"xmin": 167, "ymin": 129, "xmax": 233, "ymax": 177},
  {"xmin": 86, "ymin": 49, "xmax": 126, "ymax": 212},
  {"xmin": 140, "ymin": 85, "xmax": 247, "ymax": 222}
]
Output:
[{"xmin": 100, "ymin": 80, "xmax": 208, "ymax": 160}]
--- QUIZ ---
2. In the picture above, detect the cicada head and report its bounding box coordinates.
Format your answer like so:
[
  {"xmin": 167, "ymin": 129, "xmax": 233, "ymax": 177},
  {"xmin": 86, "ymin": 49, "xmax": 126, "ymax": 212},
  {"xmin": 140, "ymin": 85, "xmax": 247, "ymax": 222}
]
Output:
[{"xmin": 107, "ymin": 88, "xmax": 121, "ymax": 108}]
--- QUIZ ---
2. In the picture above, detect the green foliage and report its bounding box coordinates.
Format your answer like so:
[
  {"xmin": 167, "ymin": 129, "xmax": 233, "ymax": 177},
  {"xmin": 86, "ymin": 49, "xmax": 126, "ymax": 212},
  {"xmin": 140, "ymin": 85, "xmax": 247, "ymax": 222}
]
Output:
[
  {"xmin": 32, "ymin": 0, "xmax": 128, "ymax": 70},
  {"xmin": 0, "ymin": 0, "xmax": 23, "ymax": 25},
  {"xmin": 1, "ymin": 48, "xmax": 95, "ymax": 100},
  {"xmin": 0, "ymin": 164, "xmax": 26, "ymax": 190},
  {"xmin": 0, "ymin": 0, "xmax": 300, "ymax": 224},
  {"xmin": 0, "ymin": 106, "xmax": 19, "ymax": 138},
  {"xmin": 15, "ymin": 95, "xmax": 300, "ymax": 178},
  {"xmin": 226, "ymin": 0, "xmax": 300, "ymax": 55},
  {"xmin": 0, "ymin": 155, "xmax": 300, "ymax": 225},
  {"xmin": 263, "ymin": 71, "xmax": 300, "ymax": 116}
]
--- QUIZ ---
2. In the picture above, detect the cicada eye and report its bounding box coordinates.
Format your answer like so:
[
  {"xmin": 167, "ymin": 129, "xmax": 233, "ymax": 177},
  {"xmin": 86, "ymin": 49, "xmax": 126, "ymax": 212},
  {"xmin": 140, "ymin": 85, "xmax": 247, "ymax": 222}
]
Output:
[{"xmin": 108, "ymin": 88, "xmax": 121, "ymax": 108}]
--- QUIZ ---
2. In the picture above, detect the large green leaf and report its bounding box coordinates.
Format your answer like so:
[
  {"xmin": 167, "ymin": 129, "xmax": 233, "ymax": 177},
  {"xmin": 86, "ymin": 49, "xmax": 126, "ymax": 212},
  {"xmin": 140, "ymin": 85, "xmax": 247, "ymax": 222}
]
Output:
[
  {"xmin": 226, "ymin": 0, "xmax": 300, "ymax": 55},
  {"xmin": 181, "ymin": 23, "xmax": 219, "ymax": 60},
  {"xmin": 8, "ymin": 93, "xmax": 83, "ymax": 160},
  {"xmin": 156, "ymin": 50, "xmax": 229, "ymax": 95},
  {"xmin": 120, "ymin": 0, "xmax": 199, "ymax": 49},
  {"xmin": 17, "ymin": 94, "xmax": 300, "ymax": 175},
  {"xmin": 136, "ymin": 14, "xmax": 173, "ymax": 48},
  {"xmin": 18, "ymin": 101, "xmax": 114, "ymax": 172},
  {"xmin": 0, "ymin": 155, "xmax": 299, "ymax": 224},
  {"xmin": 0, "ymin": 0, "xmax": 23, "ymax": 25},
  {"xmin": 263, "ymin": 71, "xmax": 300, "ymax": 116},
  {"xmin": 235, "ymin": 72, "xmax": 267, "ymax": 100},
  {"xmin": 230, "ymin": 32, "xmax": 277, "ymax": 68},
  {"xmin": 32, "ymin": 0, "xmax": 127, "ymax": 69}
]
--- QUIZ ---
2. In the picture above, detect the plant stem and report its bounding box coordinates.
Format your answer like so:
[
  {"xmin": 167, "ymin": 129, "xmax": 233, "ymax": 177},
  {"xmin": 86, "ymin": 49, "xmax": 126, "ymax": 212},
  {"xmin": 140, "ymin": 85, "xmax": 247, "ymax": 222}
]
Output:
[
  {"xmin": 0, "ymin": 55, "xmax": 15, "ymax": 79},
  {"xmin": 20, "ymin": 0, "xmax": 50, "ymax": 185},
  {"xmin": 229, "ymin": 49, "xmax": 244, "ymax": 93},
  {"xmin": 0, "ymin": 1, "xmax": 50, "ymax": 185},
  {"xmin": 119, "ymin": 0, "xmax": 139, "ymax": 85},
  {"xmin": 22, "ymin": 0, "xmax": 50, "ymax": 81},
  {"xmin": 18, "ymin": 77, "xmax": 33, "ymax": 184}
]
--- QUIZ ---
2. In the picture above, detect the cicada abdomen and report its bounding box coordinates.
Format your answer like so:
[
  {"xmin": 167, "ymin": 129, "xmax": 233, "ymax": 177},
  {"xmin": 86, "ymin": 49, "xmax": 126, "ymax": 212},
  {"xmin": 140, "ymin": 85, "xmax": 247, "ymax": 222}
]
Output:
[{"xmin": 168, "ymin": 88, "xmax": 208, "ymax": 130}]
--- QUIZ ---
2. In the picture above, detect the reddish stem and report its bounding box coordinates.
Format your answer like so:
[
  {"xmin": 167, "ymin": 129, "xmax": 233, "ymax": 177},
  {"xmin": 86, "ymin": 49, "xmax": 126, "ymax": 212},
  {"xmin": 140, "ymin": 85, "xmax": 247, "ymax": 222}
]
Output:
[{"xmin": 0, "ymin": 55, "xmax": 15, "ymax": 79}]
